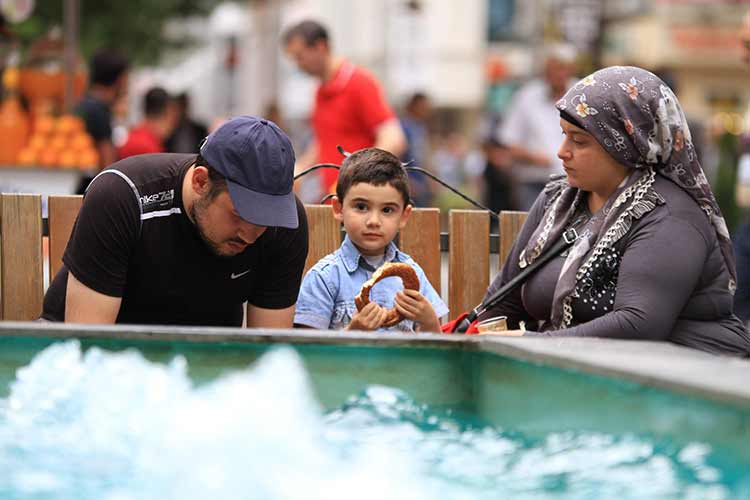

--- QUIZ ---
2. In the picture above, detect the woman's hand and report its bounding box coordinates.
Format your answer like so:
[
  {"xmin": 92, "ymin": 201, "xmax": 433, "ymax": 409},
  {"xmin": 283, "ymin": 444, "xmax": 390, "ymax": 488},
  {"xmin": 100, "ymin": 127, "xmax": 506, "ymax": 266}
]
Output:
[
  {"xmin": 347, "ymin": 302, "xmax": 388, "ymax": 331},
  {"xmin": 395, "ymin": 289, "xmax": 441, "ymax": 332}
]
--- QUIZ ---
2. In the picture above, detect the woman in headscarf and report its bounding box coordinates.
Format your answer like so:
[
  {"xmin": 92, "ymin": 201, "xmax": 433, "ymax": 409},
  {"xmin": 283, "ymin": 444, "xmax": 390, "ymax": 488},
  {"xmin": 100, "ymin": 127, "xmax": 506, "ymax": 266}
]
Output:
[{"xmin": 480, "ymin": 66, "xmax": 750, "ymax": 356}]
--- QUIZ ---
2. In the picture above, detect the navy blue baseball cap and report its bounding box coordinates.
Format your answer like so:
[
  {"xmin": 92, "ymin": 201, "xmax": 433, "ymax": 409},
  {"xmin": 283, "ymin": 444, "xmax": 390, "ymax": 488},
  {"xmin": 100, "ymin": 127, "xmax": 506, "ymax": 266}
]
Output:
[{"xmin": 200, "ymin": 116, "xmax": 298, "ymax": 229}]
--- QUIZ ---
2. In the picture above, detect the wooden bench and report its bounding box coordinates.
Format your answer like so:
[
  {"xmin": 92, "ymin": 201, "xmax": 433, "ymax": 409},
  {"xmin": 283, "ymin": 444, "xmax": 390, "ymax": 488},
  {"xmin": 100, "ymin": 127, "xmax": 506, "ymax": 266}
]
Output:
[{"xmin": 0, "ymin": 193, "xmax": 527, "ymax": 321}]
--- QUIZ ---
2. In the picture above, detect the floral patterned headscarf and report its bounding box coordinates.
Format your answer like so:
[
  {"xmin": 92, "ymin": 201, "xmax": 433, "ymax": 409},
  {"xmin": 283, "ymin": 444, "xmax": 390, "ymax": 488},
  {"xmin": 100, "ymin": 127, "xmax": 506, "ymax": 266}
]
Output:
[{"xmin": 519, "ymin": 66, "xmax": 736, "ymax": 329}]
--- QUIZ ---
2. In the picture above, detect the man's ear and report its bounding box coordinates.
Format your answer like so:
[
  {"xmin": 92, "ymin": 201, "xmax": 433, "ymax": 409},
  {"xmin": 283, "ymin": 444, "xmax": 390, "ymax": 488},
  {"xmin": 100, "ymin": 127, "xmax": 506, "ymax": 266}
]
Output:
[
  {"xmin": 192, "ymin": 166, "xmax": 210, "ymax": 196},
  {"xmin": 331, "ymin": 196, "xmax": 344, "ymax": 223},
  {"xmin": 398, "ymin": 203, "xmax": 413, "ymax": 230}
]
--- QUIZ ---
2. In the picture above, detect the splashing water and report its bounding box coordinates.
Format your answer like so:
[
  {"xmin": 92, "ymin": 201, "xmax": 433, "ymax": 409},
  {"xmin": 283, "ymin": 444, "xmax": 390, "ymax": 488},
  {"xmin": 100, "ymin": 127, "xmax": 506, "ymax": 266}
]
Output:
[
  {"xmin": 0, "ymin": 341, "xmax": 744, "ymax": 500},
  {"xmin": 324, "ymin": 388, "xmax": 740, "ymax": 500},
  {"xmin": 0, "ymin": 341, "xmax": 428, "ymax": 500}
]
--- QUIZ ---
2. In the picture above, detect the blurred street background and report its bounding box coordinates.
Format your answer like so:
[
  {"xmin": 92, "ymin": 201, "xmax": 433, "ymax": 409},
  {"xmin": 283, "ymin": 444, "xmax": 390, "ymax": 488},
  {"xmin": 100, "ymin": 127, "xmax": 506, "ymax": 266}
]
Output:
[{"xmin": 2, "ymin": 0, "xmax": 750, "ymax": 231}]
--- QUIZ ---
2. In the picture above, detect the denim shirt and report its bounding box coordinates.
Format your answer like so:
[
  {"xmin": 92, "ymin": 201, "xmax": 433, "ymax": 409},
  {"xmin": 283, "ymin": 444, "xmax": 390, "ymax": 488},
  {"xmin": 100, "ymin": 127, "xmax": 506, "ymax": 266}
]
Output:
[{"xmin": 294, "ymin": 235, "xmax": 449, "ymax": 332}]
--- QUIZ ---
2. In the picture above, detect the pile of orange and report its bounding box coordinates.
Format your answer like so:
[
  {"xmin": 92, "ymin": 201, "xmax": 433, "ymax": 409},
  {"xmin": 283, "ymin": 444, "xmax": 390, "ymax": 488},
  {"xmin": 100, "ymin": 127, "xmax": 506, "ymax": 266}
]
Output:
[{"xmin": 17, "ymin": 114, "xmax": 99, "ymax": 169}]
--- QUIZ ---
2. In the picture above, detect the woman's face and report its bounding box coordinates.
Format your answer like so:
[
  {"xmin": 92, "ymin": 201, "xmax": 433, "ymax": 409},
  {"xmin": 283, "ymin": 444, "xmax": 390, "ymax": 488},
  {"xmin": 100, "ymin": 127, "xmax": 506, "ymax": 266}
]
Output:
[{"xmin": 557, "ymin": 119, "xmax": 629, "ymax": 197}]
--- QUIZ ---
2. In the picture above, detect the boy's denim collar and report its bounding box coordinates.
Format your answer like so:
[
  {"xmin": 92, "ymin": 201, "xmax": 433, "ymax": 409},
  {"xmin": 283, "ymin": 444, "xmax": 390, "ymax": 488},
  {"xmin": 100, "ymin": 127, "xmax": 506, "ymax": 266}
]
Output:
[{"xmin": 340, "ymin": 234, "xmax": 399, "ymax": 273}]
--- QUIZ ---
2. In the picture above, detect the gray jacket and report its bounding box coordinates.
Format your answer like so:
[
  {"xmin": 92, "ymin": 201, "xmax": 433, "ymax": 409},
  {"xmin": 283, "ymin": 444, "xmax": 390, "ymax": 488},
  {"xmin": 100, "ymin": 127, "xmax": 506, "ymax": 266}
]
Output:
[{"xmin": 482, "ymin": 176, "xmax": 750, "ymax": 356}]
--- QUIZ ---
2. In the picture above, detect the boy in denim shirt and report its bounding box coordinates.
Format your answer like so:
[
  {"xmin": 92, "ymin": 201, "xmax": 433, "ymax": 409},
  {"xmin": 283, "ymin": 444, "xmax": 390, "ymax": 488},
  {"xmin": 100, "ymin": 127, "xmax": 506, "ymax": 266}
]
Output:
[{"xmin": 294, "ymin": 148, "xmax": 448, "ymax": 332}]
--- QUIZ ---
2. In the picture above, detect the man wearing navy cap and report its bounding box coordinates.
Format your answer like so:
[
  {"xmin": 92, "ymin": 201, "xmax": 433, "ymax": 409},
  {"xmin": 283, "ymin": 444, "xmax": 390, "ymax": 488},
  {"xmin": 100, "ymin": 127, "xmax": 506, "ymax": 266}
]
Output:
[{"xmin": 42, "ymin": 116, "xmax": 309, "ymax": 327}]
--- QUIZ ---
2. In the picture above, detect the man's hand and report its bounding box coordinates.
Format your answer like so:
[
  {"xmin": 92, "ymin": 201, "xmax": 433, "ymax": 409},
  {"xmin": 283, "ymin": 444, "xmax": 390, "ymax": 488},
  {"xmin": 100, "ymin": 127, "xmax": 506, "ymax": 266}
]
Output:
[
  {"xmin": 394, "ymin": 289, "xmax": 441, "ymax": 332},
  {"xmin": 347, "ymin": 302, "xmax": 388, "ymax": 331}
]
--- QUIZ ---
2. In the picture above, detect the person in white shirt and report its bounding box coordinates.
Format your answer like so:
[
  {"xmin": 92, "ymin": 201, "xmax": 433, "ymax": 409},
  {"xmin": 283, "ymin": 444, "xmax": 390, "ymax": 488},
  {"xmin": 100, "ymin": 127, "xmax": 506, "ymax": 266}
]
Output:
[{"xmin": 499, "ymin": 44, "xmax": 578, "ymax": 209}]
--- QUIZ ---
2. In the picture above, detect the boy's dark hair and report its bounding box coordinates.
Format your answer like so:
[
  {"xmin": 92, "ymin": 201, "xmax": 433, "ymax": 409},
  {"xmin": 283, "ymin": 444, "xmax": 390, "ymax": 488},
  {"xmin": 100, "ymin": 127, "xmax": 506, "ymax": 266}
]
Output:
[
  {"xmin": 282, "ymin": 19, "xmax": 329, "ymax": 47},
  {"xmin": 195, "ymin": 153, "xmax": 228, "ymax": 201},
  {"xmin": 90, "ymin": 49, "xmax": 130, "ymax": 87},
  {"xmin": 143, "ymin": 87, "xmax": 170, "ymax": 117},
  {"xmin": 336, "ymin": 148, "xmax": 410, "ymax": 207}
]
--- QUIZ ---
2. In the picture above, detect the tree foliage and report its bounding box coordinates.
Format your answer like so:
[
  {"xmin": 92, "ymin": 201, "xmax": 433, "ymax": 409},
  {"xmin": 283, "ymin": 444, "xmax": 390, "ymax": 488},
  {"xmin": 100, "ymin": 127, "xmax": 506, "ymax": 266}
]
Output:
[{"xmin": 13, "ymin": 0, "xmax": 221, "ymax": 65}]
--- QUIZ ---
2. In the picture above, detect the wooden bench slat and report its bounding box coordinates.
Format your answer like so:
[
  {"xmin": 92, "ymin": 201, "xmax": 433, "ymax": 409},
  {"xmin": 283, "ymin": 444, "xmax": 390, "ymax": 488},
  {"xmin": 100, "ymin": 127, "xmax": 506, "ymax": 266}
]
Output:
[
  {"xmin": 448, "ymin": 210, "xmax": 489, "ymax": 317},
  {"xmin": 303, "ymin": 204, "xmax": 341, "ymax": 276},
  {"xmin": 0, "ymin": 194, "xmax": 44, "ymax": 320},
  {"xmin": 499, "ymin": 210, "xmax": 528, "ymax": 268},
  {"xmin": 48, "ymin": 195, "xmax": 83, "ymax": 282},
  {"xmin": 400, "ymin": 208, "xmax": 441, "ymax": 293}
]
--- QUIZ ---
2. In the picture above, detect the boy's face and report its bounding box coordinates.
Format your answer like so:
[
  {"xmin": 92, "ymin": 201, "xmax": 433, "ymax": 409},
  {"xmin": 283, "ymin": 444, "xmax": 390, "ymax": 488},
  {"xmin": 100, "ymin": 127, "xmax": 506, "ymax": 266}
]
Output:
[{"xmin": 332, "ymin": 182, "xmax": 411, "ymax": 256}]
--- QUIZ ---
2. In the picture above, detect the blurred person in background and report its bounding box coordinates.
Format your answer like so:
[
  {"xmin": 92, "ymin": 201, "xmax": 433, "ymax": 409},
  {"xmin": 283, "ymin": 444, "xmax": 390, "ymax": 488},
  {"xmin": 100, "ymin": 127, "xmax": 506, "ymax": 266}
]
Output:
[
  {"xmin": 262, "ymin": 101, "xmax": 286, "ymax": 132},
  {"xmin": 118, "ymin": 87, "xmax": 176, "ymax": 159},
  {"xmin": 498, "ymin": 43, "xmax": 578, "ymax": 209},
  {"xmin": 430, "ymin": 132, "xmax": 485, "ymax": 212},
  {"xmin": 400, "ymin": 92, "xmax": 434, "ymax": 207},
  {"xmin": 283, "ymin": 19, "xmax": 406, "ymax": 198},
  {"xmin": 75, "ymin": 48, "xmax": 130, "ymax": 192},
  {"xmin": 431, "ymin": 132, "xmax": 466, "ymax": 189},
  {"xmin": 480, "ymin": 114, "xmax": 514, "ymax": 230},
  {"xmin": 165, "ymin": 92, "xmax": 208, "ymax": 154}
]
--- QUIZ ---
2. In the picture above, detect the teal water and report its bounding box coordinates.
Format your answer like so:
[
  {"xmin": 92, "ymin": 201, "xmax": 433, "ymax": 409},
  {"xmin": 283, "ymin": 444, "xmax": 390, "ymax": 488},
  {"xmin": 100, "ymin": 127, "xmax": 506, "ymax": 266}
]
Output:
[{"xmin": 0, "ymin": 337, "xmax": 748, "ymax": 499}]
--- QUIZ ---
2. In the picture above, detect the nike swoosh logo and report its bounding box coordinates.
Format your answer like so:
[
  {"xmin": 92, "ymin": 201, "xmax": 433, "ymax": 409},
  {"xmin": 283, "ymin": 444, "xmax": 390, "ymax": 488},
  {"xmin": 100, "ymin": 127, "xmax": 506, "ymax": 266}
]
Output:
[{"xmin": 230, "ymin": 269, "xmax": 251, "ymax": 280}]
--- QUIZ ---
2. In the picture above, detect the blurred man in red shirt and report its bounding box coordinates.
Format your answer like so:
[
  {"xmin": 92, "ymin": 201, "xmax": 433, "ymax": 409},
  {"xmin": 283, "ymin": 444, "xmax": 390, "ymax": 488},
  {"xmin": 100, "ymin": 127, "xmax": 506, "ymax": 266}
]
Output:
[
  {"xmin": 118, "ymin": 87, "xmax": 176, "ymax": 159},
  {"xmin": 283, "ymin": 20, "xmax": 406, "ymax": 196}
]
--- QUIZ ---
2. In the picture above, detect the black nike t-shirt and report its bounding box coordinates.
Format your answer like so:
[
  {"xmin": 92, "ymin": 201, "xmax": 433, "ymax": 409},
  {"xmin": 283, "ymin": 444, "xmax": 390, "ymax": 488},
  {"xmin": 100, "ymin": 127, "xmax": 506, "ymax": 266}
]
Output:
[{"xmin": 42, "ymin": 153, "xmax": 309, "ymax": 326}]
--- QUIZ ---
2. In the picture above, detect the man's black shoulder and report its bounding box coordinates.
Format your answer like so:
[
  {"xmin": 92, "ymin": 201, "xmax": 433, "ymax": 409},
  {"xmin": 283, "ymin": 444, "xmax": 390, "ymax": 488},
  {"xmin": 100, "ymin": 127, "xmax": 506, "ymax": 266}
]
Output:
[{"xmin": 107, "ymin": 153, "xmax": 196, "ymax": 186}]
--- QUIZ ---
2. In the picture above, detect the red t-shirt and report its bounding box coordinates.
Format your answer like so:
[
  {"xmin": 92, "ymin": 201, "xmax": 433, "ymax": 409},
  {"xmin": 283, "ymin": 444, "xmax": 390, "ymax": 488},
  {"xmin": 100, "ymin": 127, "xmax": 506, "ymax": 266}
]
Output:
[
  {"xmin": 118, "ymin": 123, "xmax": 164, "ymax": 160},
  {"xmin": 312, "ymin": 61, "xmax": 396, "ymax": 192}
]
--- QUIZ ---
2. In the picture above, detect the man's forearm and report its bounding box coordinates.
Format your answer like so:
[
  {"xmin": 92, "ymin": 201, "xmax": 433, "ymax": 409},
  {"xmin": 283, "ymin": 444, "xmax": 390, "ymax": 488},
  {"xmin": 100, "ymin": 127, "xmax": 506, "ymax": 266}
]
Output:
[
  {"xmin": 374, "ymin": 120, "xmax": 407, "ymax": 157},
  {"xmin": 246, "ymin": 304, "xmax": 295, "ymax": 328}
]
